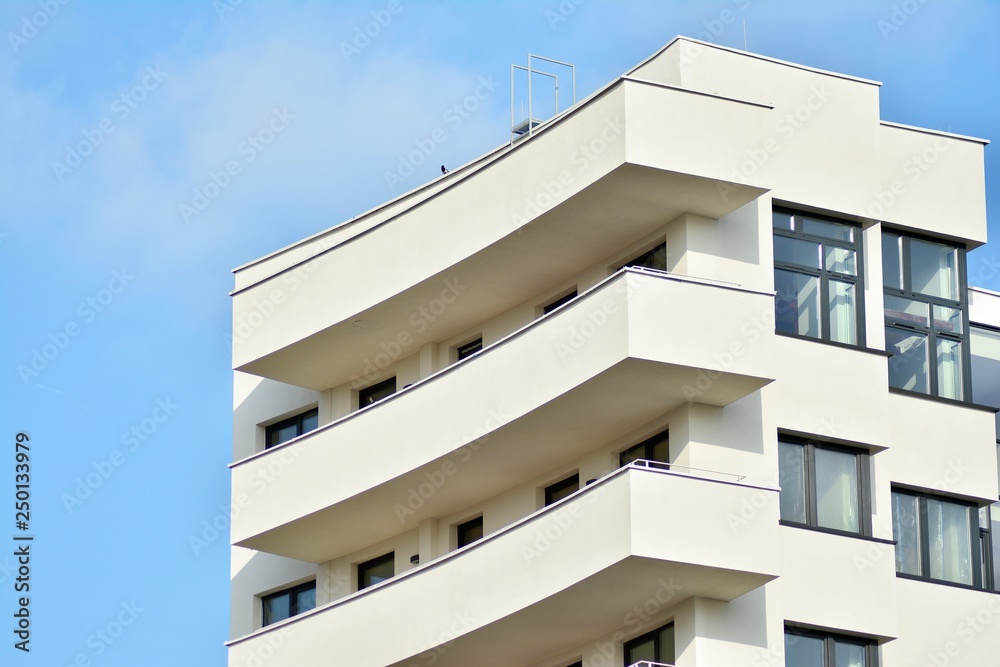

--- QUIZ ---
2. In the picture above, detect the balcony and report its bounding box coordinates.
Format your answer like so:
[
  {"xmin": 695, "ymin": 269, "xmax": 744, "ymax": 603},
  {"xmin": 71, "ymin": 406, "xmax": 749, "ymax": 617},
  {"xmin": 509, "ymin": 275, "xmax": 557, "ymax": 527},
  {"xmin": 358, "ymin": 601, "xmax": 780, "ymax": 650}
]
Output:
[
  {"xmin": 226, "ymin": 465, "xmax": 779, "ymax": 667},
  {"xmin": 230, "ymin": 270, "xmax": 776, "ymax": 562}
]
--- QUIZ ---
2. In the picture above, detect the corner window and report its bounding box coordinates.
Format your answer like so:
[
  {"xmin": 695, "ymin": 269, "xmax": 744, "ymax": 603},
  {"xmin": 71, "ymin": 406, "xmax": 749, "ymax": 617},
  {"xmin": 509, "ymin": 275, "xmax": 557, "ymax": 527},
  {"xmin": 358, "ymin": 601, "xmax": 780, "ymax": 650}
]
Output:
[
  {"xmin": 971, "ymin": 324, "xmax": 1000, "ymax": 433},
  {"xmin": 624, "ymin": 623, "xmax": 674, "ymax": 666},
  {"xmin": 544, "ymin": 474, "xmax": 579, "ymax": 506},
  {"xmin": 784, "ymin": 628, "xmax": 876, "ymax": 667},
  {"xmin": 262, "ymin": 581, "xmax": 316, "ymax": 627},
  {"xmin": 358, "ymin": 552, "xmax": 394, "ymax": 590},
  {"xmin": 543, "ymin": 290, "xmax": 578, "ymax": 315},
  {"xmin": 773, "ymin": 208, "xmax": 862, "ymax": 346},
  {"xmin": 619, "ymin": 430, "xmax": 669, "ymax": 467},
  {"xmin": 883, "ymin": 231, "xmax": 968, "ymax": 400},
  {"xmin": 359, "ymin": 377, "xmax": 396, "ymax": 408},
  {"xmin": 618, "ymin": 241, "xmax": 667, "ymax": 272},
  {"xmin": 457, "ymin": 516, "xmax": 484, "ymax": 548},
  {"xmin": 891, "ymin": 489, "xmax": 990, "ymax": 589},
  {"xmin": 456, "ymin": 338, "xmax": 483, "ymax": 361},
  {"xmin": 778, "ymin": 436, "xmax": 870, "ymax": 536},
  {"xmin": 265, "ymin": 408, "xmax": 319, "ymax": 449}
]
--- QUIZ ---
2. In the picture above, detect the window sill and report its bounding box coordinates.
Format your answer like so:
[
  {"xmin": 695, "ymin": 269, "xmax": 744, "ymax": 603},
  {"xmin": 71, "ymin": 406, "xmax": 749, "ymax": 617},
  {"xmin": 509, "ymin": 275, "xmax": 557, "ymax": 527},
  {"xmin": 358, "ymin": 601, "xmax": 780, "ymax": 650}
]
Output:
[
  {"xmin": 887, "ymin": 387, "xmax": 1000, "ymax": 413},
  {"xmin": 895, "ymin": 572, "xmax": 998, "ymax": 594},
  {"xmin": 774, "ymin": 330, "xmax": 886, "ymax": 356},
  {"xmin": 778, "ymin": 520, "xmax": 893, "ymax": 544}
]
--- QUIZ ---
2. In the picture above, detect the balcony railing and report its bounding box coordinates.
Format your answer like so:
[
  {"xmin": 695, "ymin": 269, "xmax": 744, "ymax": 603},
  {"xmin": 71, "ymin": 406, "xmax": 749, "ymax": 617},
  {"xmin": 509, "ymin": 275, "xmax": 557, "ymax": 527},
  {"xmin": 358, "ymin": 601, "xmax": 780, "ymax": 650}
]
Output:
[
  {"xmin": 629, "ymin": 458, "xmax": 746, "ymax": 483},
  {"xmin": 627, "ymin": 662, "xmax": 673, "ymax": 667}
]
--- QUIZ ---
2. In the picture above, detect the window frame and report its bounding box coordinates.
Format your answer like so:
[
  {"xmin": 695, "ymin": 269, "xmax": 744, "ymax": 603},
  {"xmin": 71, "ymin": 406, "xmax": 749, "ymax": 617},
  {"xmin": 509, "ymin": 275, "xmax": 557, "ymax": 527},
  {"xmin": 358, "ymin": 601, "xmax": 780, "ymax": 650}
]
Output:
[
  {"xmin": 544, "ymin": 474, "xmax": 580, "ymax": 506},
  {"xmin": 616, "ymin": 241, "xmax": 667, "ymax": 273},
  {"xmin": 778, "ymin": 435, "xmax": 872, "ymax": 538},
  {"xmin": 772, "ymin": 207, "xmax": 865, "ymax": 347},
  {"xmin": 264, "ymin": 407, "xmax": 319, "ymax": 449},
  {"xmin": 542, "ymin": 289, "xmax": 578, "ymax": 315},
  {"xmin": 261, "ymin": 580, "xmax": 316, "ymax": 627},
  {"xmin": 456, "ymin": 516, "xmax": 484, "ymax": 549},
  {"xmin": 882, "ymin": 229, "xmax": 970, "ymax": 401},
  {"xmin": 891, "ymin": 488, "xmax": 989, "ymax": 590},
  {"xmin": 456, "ymin": 337, "xmax": 484, "ymax": 361},
  {"xmin": 619, "ymin": 430, "xmax": 669, "ymax": 468},
  {"xmin": 357, "ymin": 552, "xmax": 395, "ymax": 591},
  {"xmin": 784, "ymin": 627, "xmax": 877, "ymax": 667},
  {"xmin": 358, "ymin": 377, "xmax": 396, "ymax": 409},
  {"xmin": 623, "ymin": 622, "xmax": 674, "ymax": 666}
]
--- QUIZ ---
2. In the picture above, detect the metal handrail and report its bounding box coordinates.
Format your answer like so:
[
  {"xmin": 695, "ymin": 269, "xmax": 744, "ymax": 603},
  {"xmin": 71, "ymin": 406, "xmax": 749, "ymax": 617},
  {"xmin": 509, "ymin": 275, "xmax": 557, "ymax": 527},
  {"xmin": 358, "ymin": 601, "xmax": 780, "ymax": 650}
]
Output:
[
  {"xmin": 627, "ymin": 662, "xmax": 674, "ymax": 667},
  {"xmin": 630, "ymin": 458, "xmax": 747, "ymax": 483}
]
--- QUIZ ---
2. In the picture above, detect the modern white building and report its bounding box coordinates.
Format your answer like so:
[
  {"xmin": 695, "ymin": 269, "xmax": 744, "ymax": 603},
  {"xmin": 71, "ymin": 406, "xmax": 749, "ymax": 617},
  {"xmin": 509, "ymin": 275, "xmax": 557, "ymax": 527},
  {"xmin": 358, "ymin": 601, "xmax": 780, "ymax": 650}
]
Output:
[{"xmin": 226, "ymin": 37, "xmax": 1000, "ymax": 667}]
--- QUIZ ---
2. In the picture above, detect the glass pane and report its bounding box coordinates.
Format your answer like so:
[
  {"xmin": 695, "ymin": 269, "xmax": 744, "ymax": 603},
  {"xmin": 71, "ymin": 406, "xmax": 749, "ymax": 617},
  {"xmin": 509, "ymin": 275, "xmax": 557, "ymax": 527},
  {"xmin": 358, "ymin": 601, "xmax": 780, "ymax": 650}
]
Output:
[
  {"xmin": 825, "ymin": 246, "xmax": 856, "ymax": 275},
  {"xmin": 784, "ymin": 633, "xmax": 824, "ymax": 667},
  {"xmin": 927, "ymin": 498, "xmax": 973, "ymax": 585},
  {"xmin": 892, "ymin": 492, "xmax": 922, "ymax": 576},
  {"xmin": 884, "ymin": 294, "xmax": 930, "ymax": 328},
  {"xmin": 779, "ymin": 441, "xmax": 807, "ymax": 523},
  {"xmin": 882, "ymin": 232, "xmax": 902, "ymax": 290},
  {"xmin": 360, "ymin": 555, "xmax": 395, "ymax": 589},
  {"xmin": 829, "ymin": 280, "xmax": 857, "ymax": 345},
  {"xmin": 834, "ymin": 641, "xmax": 867, "ymax": 667},
  {"xmin": 971, "ymin": 326, "xmax": 1000, "ymax": 434},
  {"xmin": 625, "ymin": 638, "xmax": 656, "ymax": 663},
  {"xmin": 659, "ymin": 625, "xmax": 675, "ymax": 663},
  {"xmin": 774, "ymin": 235, "xmax": 821, "ymax": 269},
  {"xmin": 803, "ymin": 216, "xmax": 854, "ymax": 242},
  {"xmin": 775, "ymin": 270, "xmax": 821, "ymax": 339},
  {"xmin": 620, "ymin": 443, "xmax": 644, "ymax": 466},
  {"xmin": 773, "ymin": 210, "xmax": 794, "ymax": 231},
  {"xmin": 910, "ymin": 237, "xmax": 959, "ymax": 300},
  {"xmin": 300, "ymin": 412, "xmax": 319, "ymax": 434},
  {"xmin": 649, "ymin": 434, "xmax": 669, "ymax": 464},
  {"xmin": 932, "ymin": 305, "xmax": 963, "ymax": 334},
  {"xmin": 269, "ymin": 423, "xmax": 298, "ymax": 447},
  {"xmin": 937, "ymin": 338, "xmax": 963, "ymax": 401},
  {"xmin": 815, "ymin": 448, "xmax": 860, "ymax": 533},
  {"xmin": 295, "ymin": 586, "xmax": 316, "ymax": 614},
  {"xmin": 263, "ymin": 593, "xmax": 290, "ymax": 626},
  {"xmin": 886, "ymin": 327, "xmax": 929, "ymax": 393},
  {"xmin": 992, "ymin": 501, "xmax": 1000, "ymax": 593}
]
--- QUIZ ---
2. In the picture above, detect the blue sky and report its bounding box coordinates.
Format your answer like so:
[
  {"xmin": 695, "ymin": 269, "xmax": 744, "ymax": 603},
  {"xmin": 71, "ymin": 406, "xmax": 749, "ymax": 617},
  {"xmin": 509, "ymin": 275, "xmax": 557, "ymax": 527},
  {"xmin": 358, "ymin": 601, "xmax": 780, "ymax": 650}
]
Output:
[{"xmin": 0, "ymin": 1, "xmax": 997, "ymax": 665}]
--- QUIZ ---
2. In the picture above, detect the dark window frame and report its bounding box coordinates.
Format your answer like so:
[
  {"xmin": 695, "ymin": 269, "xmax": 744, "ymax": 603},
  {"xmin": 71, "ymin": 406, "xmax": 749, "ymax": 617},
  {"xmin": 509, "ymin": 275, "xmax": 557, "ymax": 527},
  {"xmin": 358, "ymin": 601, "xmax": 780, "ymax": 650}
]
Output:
[
  {"xmin": 358, "ymin": 377, "xmax": 396, "ymax": 409},
  {"xmin": 773, "ymin": 207, "xmax": 865, "ymax": 346},
  {"xmin": 265, "ymin": 407, "xmax": 319, "ymax": 449},
  {"xmin": 623, "ymin": 622, "xmax": 674, "ymax": 666},
  {"xmin": 358, "ymin": 552, "xmax": 395, "ymax": 591},
  {"xmin": 619, "ymin": 430, "xmax": 669, "ymax": 468},
  {"xmin": 784, "ymin": 626, "xmax": 877, "ymax": 667},
  {"xmin": 616, "ymin": 241, "xmax": 667, "ymax": 272},
  {"xmin": 778, "ymin": 435, "xmax": 872, "ymax": 538},
  {"xmin": 542, "ymin": 289, "xmax": 578, "ymax": 315},
  {"xmin": 882, "ymin": 229, "xmax": 970, "ymax": 401},
  {"xmin": 456, "ymin": 516, "xmax": 484, "ymax": 549},
  {"xmin": 456, "ymin": 337, "xmax": 483, "ymax": 361},
  {"xmin": 544, "ymin": 474, "xmax": 580, "ymax": 506},
  {"xmin": 261, "ymin": 580, "xmax": 316, "ymax": 627},
  {"xmin": 891, "ymin": 488, "xmax": 990, "ymax": 590}
]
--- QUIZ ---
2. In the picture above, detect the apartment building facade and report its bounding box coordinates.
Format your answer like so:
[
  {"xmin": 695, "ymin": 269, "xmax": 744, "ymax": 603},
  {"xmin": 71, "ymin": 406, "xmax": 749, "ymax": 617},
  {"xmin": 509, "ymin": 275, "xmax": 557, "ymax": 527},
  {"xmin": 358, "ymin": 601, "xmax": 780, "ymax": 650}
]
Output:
[{"xmin": 226, "ymin": 37, "xmax": 1000, "ymax": 666}]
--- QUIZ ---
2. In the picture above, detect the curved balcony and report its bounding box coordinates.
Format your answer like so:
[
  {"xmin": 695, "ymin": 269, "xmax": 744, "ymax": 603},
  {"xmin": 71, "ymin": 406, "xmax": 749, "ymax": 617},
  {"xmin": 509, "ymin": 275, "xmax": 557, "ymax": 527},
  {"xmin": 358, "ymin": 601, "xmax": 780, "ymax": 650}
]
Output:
[
  {"xmin": 227, "ymin": 465, "xmax": 779, "ymax": 667},
  {"xmin": 230, "ymin": 270, "xmax": 776, "ymax": 562}
]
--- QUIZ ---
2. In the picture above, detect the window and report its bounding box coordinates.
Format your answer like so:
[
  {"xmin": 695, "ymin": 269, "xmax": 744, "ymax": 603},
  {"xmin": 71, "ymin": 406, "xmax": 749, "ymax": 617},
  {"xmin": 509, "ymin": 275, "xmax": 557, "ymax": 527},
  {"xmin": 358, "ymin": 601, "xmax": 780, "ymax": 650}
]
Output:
[
  {"xmin": 620, "ymin": 430, "xmax": 669, "ymax": 467},
  {"xmin": 456, "ymin": 338, "xmax": 483, "ymax": 361},
  {"xmin": 358, "ymin": 552, "xmax": 394, "ymax": 590},
  {"xmin": 773, "ymin": 208, "xmax": 862, "ymax": 345},
  {"xmin": 359, "ymin": 377, "xmax": 396, "ymax": 408},
  {"xmin": 262, "ymin": 581, "xmax": 315, "ymax": 627},
  {"xmin": 618, "ymin": 241, "xmax": 667, "ymax": 272},
  {"xmin": 624, "ymin": 623, "xmax": 674, "ymax": 666},
  {"xmin": 456, "ymin": 516, "xmax": 484, "ymax": 548},
  {"xmin": 784, "ymin": 628, "xmax": 876, "ymax": 667},
  {"xmin": 265, "ymin": 408, "xmax": 319, "ymax": 449},
  {"xmin": 883, "ymin": 231, "xmax": 968, "ymax": 400},
  {"xmin": 971, "ymin": 324, "xmax": 1000, "ymax": 433},
  {"xmin": 544, "ymin": 474, "xmax": 579, "ymax": 506},
  {"xmin": 891, "ymin": 489, "xmax": 991, "ymax": 589},
  {"xmin": 778, "ymin": 436, "xmax": 870, "ymax": 536},
  {"xmin": 543, "ymin": 290, "xmax": 578, "ymax": 315}
]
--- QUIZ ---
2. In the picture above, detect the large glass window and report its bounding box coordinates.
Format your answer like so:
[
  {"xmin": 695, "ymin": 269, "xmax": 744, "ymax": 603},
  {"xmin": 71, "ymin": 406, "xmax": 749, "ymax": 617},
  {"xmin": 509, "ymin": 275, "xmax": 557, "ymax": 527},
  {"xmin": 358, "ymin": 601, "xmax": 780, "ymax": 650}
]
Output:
[
  {"xmin": 624, "ymin": 623, "xmax": 674, "ymax": 666},
  {"xmin": 544, "ymin": 474, "xmax": 580, "ymax": 506},
  {"xmin": 619, "ymin": 430, "xmax": 669, "ymax": 467},
  {"xmin": 883, "ymin": 232, "xmax": 968, "ymax": 400},
  {"xmin": 618, "ymin": 241, "xmax": 667, "ymax": 272},
  {"xmin": 265, "ymin": 408, "xmax": 319, "ymax": 449},
  {"xmin": 359, "ymin": 377, "xmax": 396, "ymax": 408},
  {"xmin": 970, "ymin": 325, "xmax": 1000, "ymax": 592},
  {"xmin": 891, "ymin": 489, "xmax": 991, "ymax": 589},
  {"xmin": 784, "ymin": 628, "xmax": 875, "ymax": 667},
  {"xmin": 262, "ymin": 581, "xmax": 316, "ymax": 627},
  {"xmin": 358, "ymin": 552, "xmax": 395, "ymax": 590},
  {"xmin": 773, "ymin": 209, "xmax": 862, "ymax": 346},
  {"xmin": 778, "ymin": 436, "xmax": 869, "ymax": 536}
]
